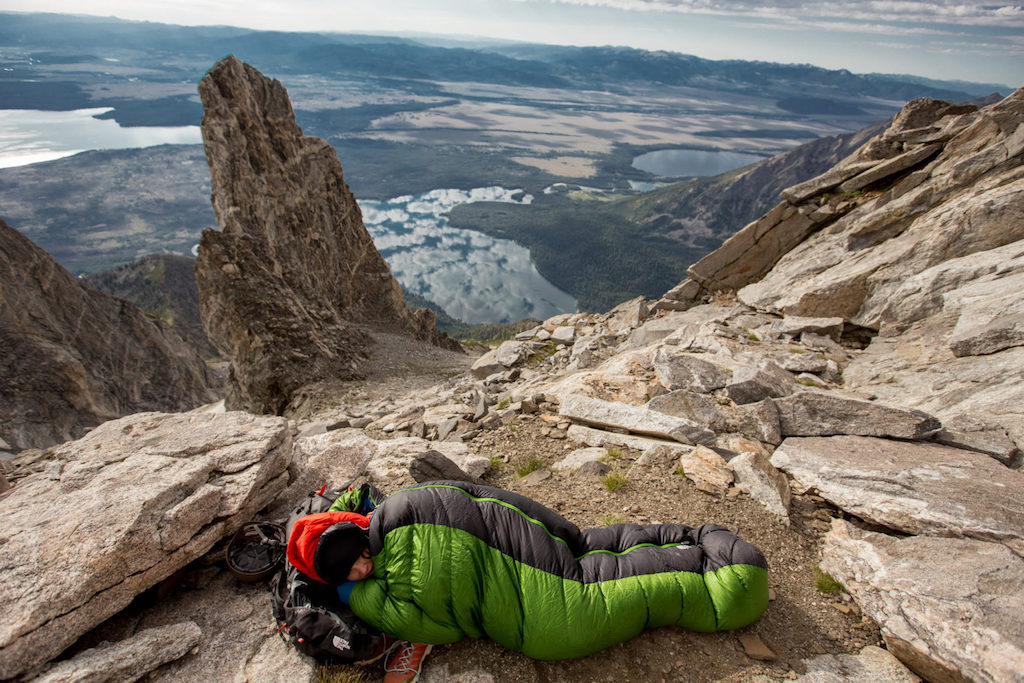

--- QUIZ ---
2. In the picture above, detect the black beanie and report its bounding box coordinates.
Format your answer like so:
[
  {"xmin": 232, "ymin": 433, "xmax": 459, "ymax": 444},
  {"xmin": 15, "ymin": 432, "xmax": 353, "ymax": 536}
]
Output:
[{"xmin": 313, "ymin": 521, "xmax": 369, "ymax": 584}]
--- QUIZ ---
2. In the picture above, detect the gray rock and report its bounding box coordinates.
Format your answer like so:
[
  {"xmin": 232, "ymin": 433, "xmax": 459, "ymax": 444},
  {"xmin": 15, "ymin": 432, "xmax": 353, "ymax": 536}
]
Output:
[
  {"xmin": 518, "ymin": 469, "xmax": 552, "ymax": 485},
  {"xmin": 730, "ymin": 450, "xmax": 791, "ymax": 520},
  {"xmin": 647, "ymin": 390, "xmax": 726, "ymax": 431},
  {"xmin": 560, "ymin": 394, "xmax": 716, "ymax": 446},
  {"xmin": 496, "ymin": 340, "xmax": 532, "ymax": 367},
  {"xmin": 948, "ymin": 277, "xmax": 1024, "ymax": 357},
  {"xmin": 774, "ymin": 351, "xmax": 829, "ymax": 374},
  {"xmin": 552, "ymin": 447, "xmax": 608, "ymax": 472},
  {"xmin": 551, "ymin": 326, "xmax": 577, "ymax": 345},
  {"xmin": 436, "ymin": 417, "xmax": 460, "ymax": 441},
  {"xmin": 567, "ymin": 424, "xmax": 692, "ymax": 455},
  {"xmin": 775, "ymin": 316, "xmax": 845, "ymax": 341},
  {"xmin": 471, "ymin": 350, "xmax": 504, "ymax": 379},
  {"xmin": 620, "ymin": 311, "xmax": 692, "ymax": 349},
  {"xmin": 37, "ymin": 622, "xmax": 202, "ymax": 683},
  {"xmin": 731, "ymin": 400, "xmax": 783, "ymax": 446},
  {"xmin": 473, "ymin": 394, "xmax": 489, "ymax": 422},
  {"xmin": 574, "ymin": 460, "xmax": 613, "ymax": 478},
  {"xmin": 771, "ymin": 435, "xmax": 1024, "ymax": 545},
  {"xmin": 652, "ymin": 279, "xmax": 702, "ymax": 313},
  {"xmin": 724, "ymin": 360, "xmax": 796, "ymax": 404},
  {"xmin": 349, "ymin": 416, "xmax": 373, "ymax": 429},
  {"xmin": 567, "ymin": 335, "xmax": 602, "ymax": 370},
  {"xmin": 409, "ymin": 450, "xmax": 480, "ymax": 483},
  {"xmin": 605, "ymin": 296, "xmax": 650, "ymax": 333},
  {"xmin": 653, "ymin": 348, "xmax": 732, "ymax": 392},
  {"xmin": 934, "ymin": 413, "xmax": 1022, "ymax": 467},
  {"xmin": 646, "ymin": 391, "xmax": 780, "ymax": 445},
  {"xmin": 362, "ymin": 436, "xmax": 489, "ymax": 483},
  {"xmin": 773, "ymin": 391, "xmax": 940, "ymax": 439},
  {"xmin": 822, "ymin": 519, "xmax": 1024, "ymax": 683},
  {"xmin": 0, "ymin": 411, "xmax": 293, "ymax": 680},
  {"xmin": 838, "ymin": 143, "xmax": 943, "ymax": 194}
]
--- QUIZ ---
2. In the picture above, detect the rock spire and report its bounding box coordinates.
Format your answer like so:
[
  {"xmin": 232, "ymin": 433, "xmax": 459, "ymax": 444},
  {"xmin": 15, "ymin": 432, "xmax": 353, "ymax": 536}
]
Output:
[{"xmin": 195, "ymin": 56, "xmax": 459, "ymax": 414}]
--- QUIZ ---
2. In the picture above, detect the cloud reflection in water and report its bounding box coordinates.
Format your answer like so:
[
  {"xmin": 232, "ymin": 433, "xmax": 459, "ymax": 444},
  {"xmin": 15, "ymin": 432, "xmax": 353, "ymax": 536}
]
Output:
[{"xmin": 361, "ymin": 187, "xmax": 577, "ymax": 324}]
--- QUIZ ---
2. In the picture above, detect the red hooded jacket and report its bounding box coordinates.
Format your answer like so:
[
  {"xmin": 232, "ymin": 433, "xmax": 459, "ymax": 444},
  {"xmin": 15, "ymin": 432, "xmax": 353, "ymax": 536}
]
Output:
[{"xmin": 286, "ymin": 511, "xmax": 371, "ymax": 584}]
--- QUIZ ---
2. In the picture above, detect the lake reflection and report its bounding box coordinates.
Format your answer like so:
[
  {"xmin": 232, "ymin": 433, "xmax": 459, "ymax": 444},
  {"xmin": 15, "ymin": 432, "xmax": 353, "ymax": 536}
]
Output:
[
  {"xmin": 632, "ymin": 148, "xmax": 765, "ymax": 177},
  {"xmin": 362, "ymin": 188, "xmax": 577, "ymax": 324},
  {"xmin": 0, "ymin": 108, "xmax": 201, "ymax": 168}
]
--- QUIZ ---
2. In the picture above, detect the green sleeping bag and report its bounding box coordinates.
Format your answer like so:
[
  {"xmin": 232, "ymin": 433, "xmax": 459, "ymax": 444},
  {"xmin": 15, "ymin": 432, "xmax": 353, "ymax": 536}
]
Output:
[{"xmin": 349, "ymin": 481, "xmax": 769, "ymax": 659}]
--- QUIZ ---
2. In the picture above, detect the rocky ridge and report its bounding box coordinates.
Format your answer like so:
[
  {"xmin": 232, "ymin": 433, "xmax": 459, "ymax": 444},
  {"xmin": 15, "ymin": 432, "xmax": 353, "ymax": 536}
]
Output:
[
  {"xmin": 0, "ymin": 218, "xmax": 218, "ymax": 453},
  {"xmin": 83, "ymin": 253, "xmax": 219, "ymax": 359},
  {"xmin": 1, "ymin": 88, "xmax": 1022, "ymax": 682},
  {"xmin": 195, "ymin": 56, "xmax": 459, "ymax": 415}
]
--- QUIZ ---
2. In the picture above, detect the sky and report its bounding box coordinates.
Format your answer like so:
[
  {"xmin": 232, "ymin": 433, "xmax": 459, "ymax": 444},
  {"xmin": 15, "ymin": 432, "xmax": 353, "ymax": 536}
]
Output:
[{"xmin": 2, "ymin": 0, "xmax": 1021, "ymax": 88}]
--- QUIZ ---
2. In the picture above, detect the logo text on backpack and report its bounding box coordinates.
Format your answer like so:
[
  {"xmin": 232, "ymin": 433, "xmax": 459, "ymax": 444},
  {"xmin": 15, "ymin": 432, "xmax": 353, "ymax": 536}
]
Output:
[{"xmin": 332, "ymin": 635, "xmax": 350, "ymax": 652}]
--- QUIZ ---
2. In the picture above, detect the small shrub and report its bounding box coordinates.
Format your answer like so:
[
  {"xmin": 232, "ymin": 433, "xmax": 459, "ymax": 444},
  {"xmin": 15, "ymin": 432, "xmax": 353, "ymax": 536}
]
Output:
[
  {"xmin": 607, "ymin": 448, "xmax": 623, "ymax": 459},
  {"xmin": 602, "ymin": 514, "xmax": 627, "ymax": 526},
  {"xmin": 798, "ymin": 378, "xmax": 824, "ymax": 388},
  {"xmin": 747, "ymin": 333, "xmax": 760, "ymax": 342},
  {"xmin": 814, "ymin": 567, "xmax": 844, "ymax": 594},
  {"xmin": 673, "ymin": 465, "xmax": 687, "ymax": 477},
  {"xmin": 516, "ymin": 457, "xmax": 544, "ymax": 478},
  {"xmin": 497, "ymin": 397, "xmax": 511, "ymax": 410},
  {"xmin": 602, "ymin": 472, "xmax": 628, "ymax": 492}
]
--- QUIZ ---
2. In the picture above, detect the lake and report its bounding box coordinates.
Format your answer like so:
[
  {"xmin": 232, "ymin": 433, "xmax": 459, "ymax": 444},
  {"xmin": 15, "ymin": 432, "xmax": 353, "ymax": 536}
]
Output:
[
  {"xmin": 632, "ymin": 148, "xmax": 766, "ymax": 177},
  {"xmin": 0, "ymin": 108, "xmax": 201, "ymax": 168},
  {"xmin": 361, "ymin": 187, "xmax": 577, "ymax": 324},
  {"xmin": 0, "ymin": 111, "xmax": 575, "ymax": 324}
]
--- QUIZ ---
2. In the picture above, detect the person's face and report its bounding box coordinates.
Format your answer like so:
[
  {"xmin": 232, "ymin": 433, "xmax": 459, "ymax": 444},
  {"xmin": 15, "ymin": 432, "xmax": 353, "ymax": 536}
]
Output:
[{"xmin": 347, "ymin": 549, "xmax": 373, "ymax": 581}]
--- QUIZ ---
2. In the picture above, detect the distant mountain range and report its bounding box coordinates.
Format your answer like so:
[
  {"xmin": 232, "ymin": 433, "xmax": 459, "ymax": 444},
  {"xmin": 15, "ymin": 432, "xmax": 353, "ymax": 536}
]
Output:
[{"xmin": 0, "ymin": 11, "xmax": 1009, "ymax": 324}]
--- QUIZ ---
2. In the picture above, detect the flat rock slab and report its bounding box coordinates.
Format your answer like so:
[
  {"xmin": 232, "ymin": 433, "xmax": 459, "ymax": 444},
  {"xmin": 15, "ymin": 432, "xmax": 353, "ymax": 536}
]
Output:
[
  {"xmin": 773, "ymin": 391, "xmax": 940, "ymax": 439},
  {"xmin": 822, "ymin": 519, "xmax": 1024, "ymax": 683},
  {"xmin": 771, "ymin": 435, "xmax": 1024, "ymax": 546},
  {"xmin": 37, "ymin": 622, "xmax": 202, "ymax": 683},
  {"xmin": 0, "ymin": 410, "xmax": 293, "ymax": 680},
  {"xmin": 560, "ymin": 394, "xmax": 716, "ymax": 446}
]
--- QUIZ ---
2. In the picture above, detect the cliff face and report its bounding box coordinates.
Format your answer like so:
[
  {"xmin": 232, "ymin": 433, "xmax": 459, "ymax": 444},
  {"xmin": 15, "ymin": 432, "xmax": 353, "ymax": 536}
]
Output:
[
  {"xmin": 0, "ymin": 219, "xmax": 218, "ymax": 450},
  {"xmin": 84, "ymin": 254, "xmax": 218, "ymax": 359},
  {"xmin": 195, "ymin": 56, "xmax": 459, "ymax": 415}
]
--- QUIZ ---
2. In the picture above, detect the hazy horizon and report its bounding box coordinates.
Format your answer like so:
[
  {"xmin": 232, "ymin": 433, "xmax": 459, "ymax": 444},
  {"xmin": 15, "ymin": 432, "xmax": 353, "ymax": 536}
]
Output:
[{"xmin": 0, "ymin": 1, "xmax": 1019, "ymax": 89}]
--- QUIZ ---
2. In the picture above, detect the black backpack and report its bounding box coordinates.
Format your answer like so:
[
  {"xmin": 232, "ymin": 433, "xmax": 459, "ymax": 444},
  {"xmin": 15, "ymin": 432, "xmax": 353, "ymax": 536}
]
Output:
[{"xmin": 269, "ymin": 485, "xmax": 385, "ymax": 661}]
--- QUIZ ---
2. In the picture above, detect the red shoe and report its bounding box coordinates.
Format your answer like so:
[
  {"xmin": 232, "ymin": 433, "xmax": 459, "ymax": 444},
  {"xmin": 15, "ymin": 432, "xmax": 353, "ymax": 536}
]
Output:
[
  {"xmin": 384, "ymin": 641, "xmax": 432, "ymax": 683},
  {"xmin": 354, "ymin": 634, "xmax": 400, "ymax": 665}
]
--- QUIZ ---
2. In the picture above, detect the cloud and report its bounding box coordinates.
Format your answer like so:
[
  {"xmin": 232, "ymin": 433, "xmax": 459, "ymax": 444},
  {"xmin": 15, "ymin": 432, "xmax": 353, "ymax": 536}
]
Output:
[{"xmin": 526, "ymin": 0, "xmax": 1024, "ymax": 27}]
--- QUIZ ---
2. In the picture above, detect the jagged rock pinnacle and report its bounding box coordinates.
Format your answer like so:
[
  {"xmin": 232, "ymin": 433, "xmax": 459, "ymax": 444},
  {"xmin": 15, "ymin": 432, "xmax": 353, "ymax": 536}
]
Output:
[{"xmin": 195, "ymin": 56, "xmax": 459, "ymax": 414}]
